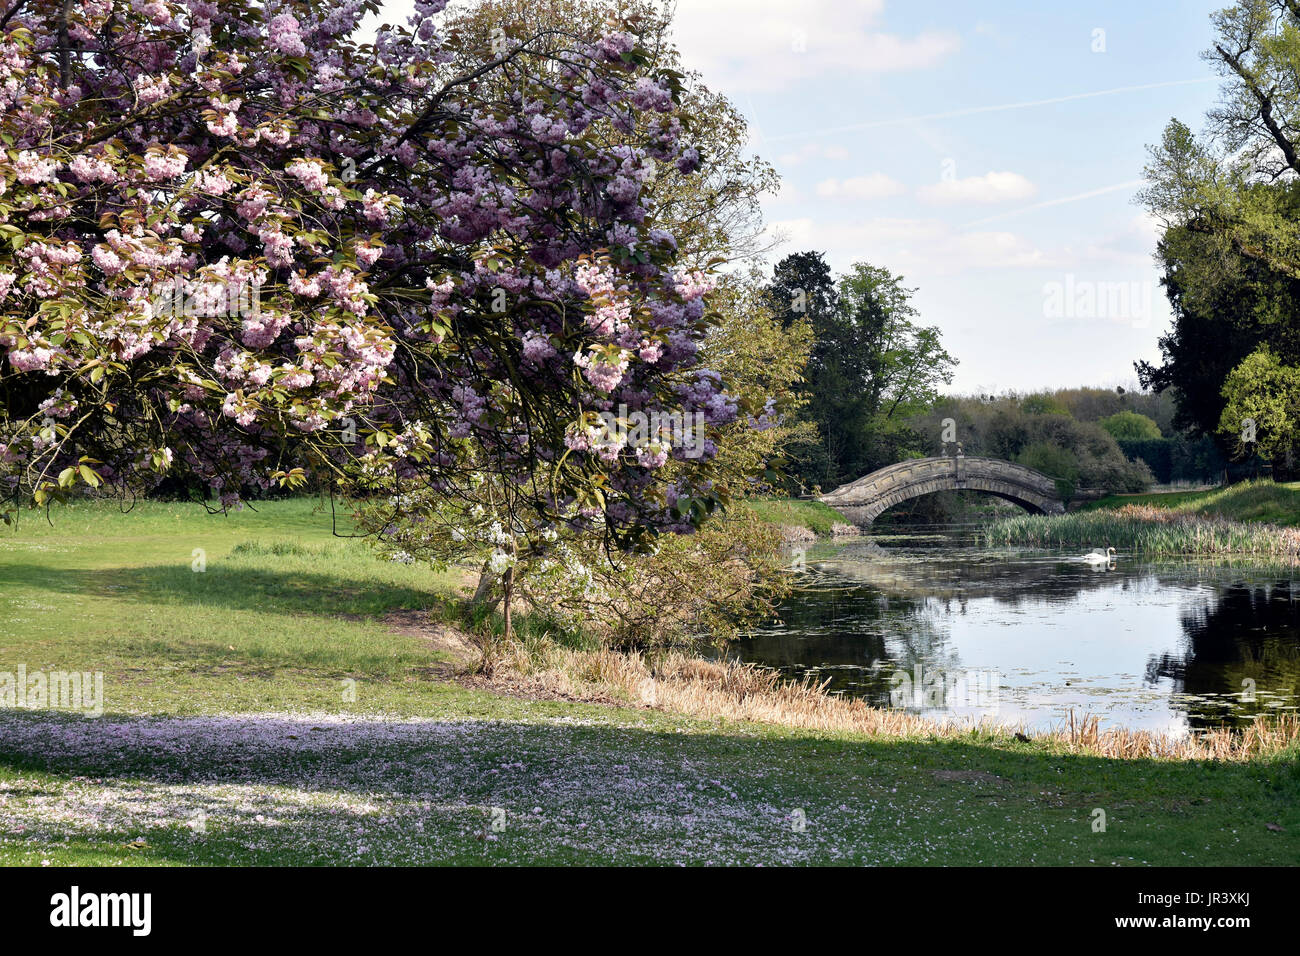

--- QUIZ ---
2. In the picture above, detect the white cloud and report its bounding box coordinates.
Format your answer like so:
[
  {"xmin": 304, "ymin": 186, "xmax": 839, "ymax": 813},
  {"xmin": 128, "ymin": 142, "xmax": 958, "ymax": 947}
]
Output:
[
  {"xmin": 762, "ymin": 216, "xmax": 1053, "ymax": 274},
  {"xmin": 1128, "ymin": 211, "xmax": 1164, "ymax": 247},
  {"xmin": 814, "ymin": 173, "xmax": 905, "ymax": 200},
  {"xmin": 670, "ymin": 0, "xmax": 960, "ymax": 92},
  {"xmin": 1063, "ymin": 212, "xmax": 1166, "ymax": 269},
  {"xmin": 917, "ymin": 171, "xmax": 1037, "ymax": 205}
]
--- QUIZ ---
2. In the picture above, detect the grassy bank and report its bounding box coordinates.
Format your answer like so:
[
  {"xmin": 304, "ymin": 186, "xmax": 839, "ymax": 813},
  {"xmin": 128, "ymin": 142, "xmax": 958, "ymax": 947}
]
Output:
[
  {"xmin": 1, "ymin": 499, "xmax": 1298, "ymax": 865},
  {"xmin": 1084, "ymin": 479, "xmax": 1300, "ymax": 526},
  {"xmin": 740, "ymin": 498, "xmax": 849, "ymax": 535},
  {"xmin": 987, "ymin": 479, "xmax": 1300, "ymax": 555}
]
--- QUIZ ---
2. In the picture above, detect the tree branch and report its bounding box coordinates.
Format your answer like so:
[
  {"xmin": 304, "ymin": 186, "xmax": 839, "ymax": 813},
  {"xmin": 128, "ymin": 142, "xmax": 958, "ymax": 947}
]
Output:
[{"xmin": 1215, "ymin": 41, "xmax": 1300, "ymax": 173}]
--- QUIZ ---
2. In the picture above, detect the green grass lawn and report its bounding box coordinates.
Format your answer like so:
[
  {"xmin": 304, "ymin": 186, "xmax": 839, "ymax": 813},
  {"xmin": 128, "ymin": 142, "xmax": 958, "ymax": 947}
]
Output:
[
  {"xmin": 1087, "ymin": 479, "xmax": 1300, "ymax": 526},
  {"xmin": 741, "ymin": 497, "xmax": 849, "ymax": 535},
  {"xmin": 1, "ymin": 499, "xmax": 1297, "ymax": 865}
]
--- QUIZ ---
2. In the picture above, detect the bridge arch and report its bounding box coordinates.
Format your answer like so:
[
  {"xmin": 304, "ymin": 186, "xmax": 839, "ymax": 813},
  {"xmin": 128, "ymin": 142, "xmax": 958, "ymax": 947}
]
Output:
[{"xmin": 818, "ymin": 456, "xmax": 1066, "ymax": 526}]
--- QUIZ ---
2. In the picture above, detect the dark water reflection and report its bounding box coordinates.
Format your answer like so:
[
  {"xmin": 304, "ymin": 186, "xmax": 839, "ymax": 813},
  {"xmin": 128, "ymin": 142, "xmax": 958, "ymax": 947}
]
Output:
[{"xmin": 727, "ymin": 526, "xmax": 1300, "ymax": 734}]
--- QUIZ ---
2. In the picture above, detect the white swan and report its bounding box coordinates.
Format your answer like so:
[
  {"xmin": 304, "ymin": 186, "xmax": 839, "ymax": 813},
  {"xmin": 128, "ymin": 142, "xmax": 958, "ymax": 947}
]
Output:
[{"xmin": 1081, "ymin": 547, "xmax": 1116, "ymax": 564}]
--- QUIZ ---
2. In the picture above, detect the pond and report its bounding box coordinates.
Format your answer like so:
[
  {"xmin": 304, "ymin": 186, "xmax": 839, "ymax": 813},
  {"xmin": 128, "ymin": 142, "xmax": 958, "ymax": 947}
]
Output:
[{"xmin": 727, "ymin": 526, "xmax": 1300, "ymax": 734}]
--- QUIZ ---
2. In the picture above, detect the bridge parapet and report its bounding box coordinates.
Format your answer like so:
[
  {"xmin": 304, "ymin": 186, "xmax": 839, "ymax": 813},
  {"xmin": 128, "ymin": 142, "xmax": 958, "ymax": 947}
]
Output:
[{"xmin": 819, "ymin": 456, "xmax": 1073, "ymax": 527}]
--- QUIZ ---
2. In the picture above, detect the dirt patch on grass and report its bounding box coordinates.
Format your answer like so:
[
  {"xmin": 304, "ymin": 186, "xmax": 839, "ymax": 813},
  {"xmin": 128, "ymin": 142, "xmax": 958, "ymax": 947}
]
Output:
[
  {"xmin": 374, "ymin": 607, "xmax": 625, "ymax": 704},
  {"xmin": 378, "ymin": 609, "xmax": 478, "ymax": 676}
]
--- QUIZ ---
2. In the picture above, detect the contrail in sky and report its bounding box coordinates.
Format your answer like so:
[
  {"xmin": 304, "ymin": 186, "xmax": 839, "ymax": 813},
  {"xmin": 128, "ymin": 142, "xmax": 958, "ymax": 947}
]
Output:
[
  {"xmin": 766, "ymin": 78, "xmax": 1215, "ymax": 143},
  {"xmin": 961, "ymin": 180, "xmax": 1149, "ymax": 228}
]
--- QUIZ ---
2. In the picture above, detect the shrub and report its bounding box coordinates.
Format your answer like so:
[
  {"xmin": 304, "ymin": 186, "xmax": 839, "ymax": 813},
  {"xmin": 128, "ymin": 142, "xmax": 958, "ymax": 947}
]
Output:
[
  {"xmin": 517, "ymin": 510, "xmax": 792, "ymax": 649},
  {"xmin": 1099, "ymin": 410, "xmax": 1163, "ymax": 440},
  {"xmin": 1016, "ymin": 442, "xmax": 1079, "ymax": 501}
]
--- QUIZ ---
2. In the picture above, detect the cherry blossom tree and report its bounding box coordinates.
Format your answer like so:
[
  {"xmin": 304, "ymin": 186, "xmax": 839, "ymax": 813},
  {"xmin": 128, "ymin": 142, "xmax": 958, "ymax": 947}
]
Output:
[
  {"xmin": 346, "ymin": 1, "xmax": 801, "ymax": 633},
  {"xmin": 0, "ymin": 0, "xmax": 739, "ymax": 553}
]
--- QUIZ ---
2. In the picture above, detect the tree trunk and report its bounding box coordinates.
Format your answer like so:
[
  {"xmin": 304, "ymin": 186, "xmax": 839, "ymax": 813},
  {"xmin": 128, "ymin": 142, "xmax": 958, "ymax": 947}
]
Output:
[
  {"xmin": 470, "ymin": 561, "xmax": 500, "ymax": 610},
  {"xmin": 58, "ymin": 0, "xmax": 72, "ymax": 87},
  {"xmin": 1272, "ymin": 451, "xmax": 1299, "ymax": 483},
  {"xmin": 502, "ymin": 565, "xmax": 513, "ymax": 640}
]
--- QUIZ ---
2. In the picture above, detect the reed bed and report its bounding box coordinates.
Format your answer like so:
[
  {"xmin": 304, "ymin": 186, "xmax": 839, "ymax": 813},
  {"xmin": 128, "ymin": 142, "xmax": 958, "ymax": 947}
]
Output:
[
  {"xmin": 483, "ymin": 638, "xmax": 1300, "ymax": 762},
  {"xmin": 985, "ymin": 504, "xmax": 1300, "ymax": 555}
]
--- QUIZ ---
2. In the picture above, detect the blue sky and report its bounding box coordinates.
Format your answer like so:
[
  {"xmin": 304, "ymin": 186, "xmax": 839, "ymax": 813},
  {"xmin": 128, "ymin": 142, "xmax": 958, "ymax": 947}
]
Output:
[{"xmin": 669, "ymin": 0, "xmax": 1227, "ymax": 393}]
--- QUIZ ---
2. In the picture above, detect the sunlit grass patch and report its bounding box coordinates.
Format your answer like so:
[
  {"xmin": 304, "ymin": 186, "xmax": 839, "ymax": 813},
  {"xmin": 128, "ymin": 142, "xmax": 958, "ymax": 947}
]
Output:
[
  {"xmin": 740, "ymin": 498, "xmax": 849, "ymax": 535},
  {"xmin": 0, "ymin": 499, "xmax": 466, "ymax": 710}
]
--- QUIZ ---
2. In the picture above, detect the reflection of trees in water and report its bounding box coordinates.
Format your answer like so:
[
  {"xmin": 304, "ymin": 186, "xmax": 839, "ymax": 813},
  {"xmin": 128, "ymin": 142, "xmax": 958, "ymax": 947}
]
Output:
[
  {"xmin": 894, "ymin": 598, "xmax": 962, "ymax": 675},
  {"xmin": 738, "ymin": 579, "xmax": 958, "ymax": 705},
  {"xmin": 1147, "ymin": 580, "xmax": 1300, "ymax": 730}
]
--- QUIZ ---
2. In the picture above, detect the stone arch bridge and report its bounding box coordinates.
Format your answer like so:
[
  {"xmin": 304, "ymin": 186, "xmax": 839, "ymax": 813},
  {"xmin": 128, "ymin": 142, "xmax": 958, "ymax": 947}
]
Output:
[{"xmin": 819, "ymin": 455, "xmax": 1072, "ymax": 527}]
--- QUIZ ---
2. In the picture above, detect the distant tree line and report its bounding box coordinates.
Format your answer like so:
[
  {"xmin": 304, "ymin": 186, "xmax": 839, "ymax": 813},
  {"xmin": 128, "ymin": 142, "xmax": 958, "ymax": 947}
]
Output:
[{"xmin": 908, "ymin": 393, "xmax": 1154, "ymax": 501}]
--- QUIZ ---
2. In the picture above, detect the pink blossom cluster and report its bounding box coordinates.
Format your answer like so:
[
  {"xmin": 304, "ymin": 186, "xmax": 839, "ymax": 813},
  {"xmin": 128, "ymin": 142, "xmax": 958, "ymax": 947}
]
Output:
[
  {"xmin": 133, "ymin": 73, "xmax": 171, "ymax": 104},
  {"xmin": 361, "ymin": 189, "xmax": 401, "ymax": 225},
  {"xmin": 17, "ymin": 240, "xmax": 84, "ymax": 299},
  {"xmin": 68, "ymin": 155, "xmax": 118, "ymax": 185},
  {"xmin": 520, "ymin": 330, "xmax": 556, "ymax": 363},
  {"xmin": 268, "ymin": 13, "xmax": 308, "ymax": 57},
  {"xmin": 574, "ymin": 345, "xmax": 632, "ymax": 393},
  {"xmin": 286, "ymin": 158, "xmax": 344, "ymax": 209},
  {"xmin": 14, "ymin": 150, "xmax": 60, "ymax": 185},
  {"xmin": 142, "ymin": 148, "xmax": 188, "ymax": 182}
]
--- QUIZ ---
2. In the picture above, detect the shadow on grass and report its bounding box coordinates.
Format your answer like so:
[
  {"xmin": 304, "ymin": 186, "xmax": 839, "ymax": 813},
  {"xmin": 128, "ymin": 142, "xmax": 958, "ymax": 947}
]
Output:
[
  {"xmin": 0, "ymin": 710, "xmax": 1296, "ymax": 866},
  {"xmin": 0, "ymin": 560, "xmax": 456, "ymax": 621}
]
